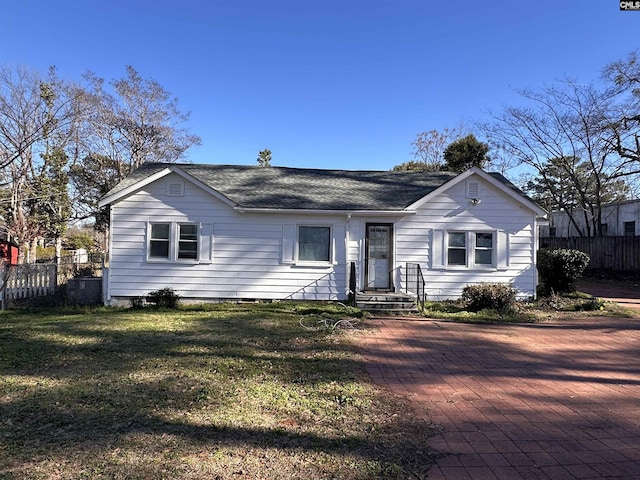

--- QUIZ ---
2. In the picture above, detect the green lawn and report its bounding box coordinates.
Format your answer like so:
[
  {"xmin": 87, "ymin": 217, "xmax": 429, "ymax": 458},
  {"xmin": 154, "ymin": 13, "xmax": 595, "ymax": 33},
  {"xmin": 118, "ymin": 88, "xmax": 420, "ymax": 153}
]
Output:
[{"xmin": 0, "ymin": 303, "xmax": 437, "ymax": 479}]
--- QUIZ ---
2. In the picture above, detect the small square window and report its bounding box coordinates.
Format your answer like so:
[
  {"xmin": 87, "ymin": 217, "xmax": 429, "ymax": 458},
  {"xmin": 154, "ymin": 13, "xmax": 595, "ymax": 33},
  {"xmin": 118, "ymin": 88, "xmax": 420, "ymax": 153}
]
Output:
[{"xmin": 624, "ymin": 221, "xmax": 635, "ymax": 237}]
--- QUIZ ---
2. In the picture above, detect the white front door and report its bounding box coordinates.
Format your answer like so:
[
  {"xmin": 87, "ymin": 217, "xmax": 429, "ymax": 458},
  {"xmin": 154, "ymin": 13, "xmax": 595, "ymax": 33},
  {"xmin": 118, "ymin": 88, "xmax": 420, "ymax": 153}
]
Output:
[{"xmin": 366, "ymin": 224, "xmax": 392, "ymax": 290}]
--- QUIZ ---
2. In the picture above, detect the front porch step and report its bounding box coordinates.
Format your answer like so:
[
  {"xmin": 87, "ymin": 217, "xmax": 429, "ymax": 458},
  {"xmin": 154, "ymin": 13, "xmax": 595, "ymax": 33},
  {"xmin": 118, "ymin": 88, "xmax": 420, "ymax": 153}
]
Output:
[{"xmin": 356, "ymin": 292, "xmax": 419, "ymax": 314}]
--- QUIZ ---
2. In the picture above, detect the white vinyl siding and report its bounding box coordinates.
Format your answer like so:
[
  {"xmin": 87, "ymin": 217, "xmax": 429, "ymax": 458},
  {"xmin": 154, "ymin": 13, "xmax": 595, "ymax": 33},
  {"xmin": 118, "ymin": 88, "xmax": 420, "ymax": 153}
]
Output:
[
  {"xmin": 395, "ymin": 174, "xmax": 537, "ymax": 300},
  {"xmin": 107, "ymin": 173, "xmax": 348, "ymax": 303},
  {"xmin": 106, "ymin": 170, "xmax": 539, "ymax": 304}
]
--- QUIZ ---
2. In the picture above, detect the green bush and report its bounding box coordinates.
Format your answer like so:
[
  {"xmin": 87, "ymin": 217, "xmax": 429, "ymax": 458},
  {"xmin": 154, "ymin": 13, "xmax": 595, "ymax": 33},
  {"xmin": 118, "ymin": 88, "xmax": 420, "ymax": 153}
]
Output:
[
  {"xmin": 537, "ymin": 248, "xmax": 590, "ymax": 295},
  {"xmin": 575, "ymin": 297, "xmax": 606, "ymax": 311},
  {"xmin": 147, "ymin": 287, "xmax": 181, "ymax": 308},
  {"xmin": 461, "ymin": 283, "xmax": 518, "ymax": 313}
]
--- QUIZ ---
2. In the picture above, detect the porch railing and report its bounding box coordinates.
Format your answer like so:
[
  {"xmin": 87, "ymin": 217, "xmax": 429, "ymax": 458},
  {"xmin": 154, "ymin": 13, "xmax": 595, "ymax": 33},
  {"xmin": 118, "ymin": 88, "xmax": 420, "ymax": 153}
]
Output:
[{"xmin": 405, "ymin": 262, "xmax": 426, "ymax": 309}]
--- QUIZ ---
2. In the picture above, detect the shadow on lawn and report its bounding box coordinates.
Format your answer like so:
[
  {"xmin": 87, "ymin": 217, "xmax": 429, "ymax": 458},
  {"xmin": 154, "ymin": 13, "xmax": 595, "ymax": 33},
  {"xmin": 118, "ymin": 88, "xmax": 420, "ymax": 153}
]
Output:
[{"xmin": 0, "ymin": 307, "xmax": 440, "ymax": 479}]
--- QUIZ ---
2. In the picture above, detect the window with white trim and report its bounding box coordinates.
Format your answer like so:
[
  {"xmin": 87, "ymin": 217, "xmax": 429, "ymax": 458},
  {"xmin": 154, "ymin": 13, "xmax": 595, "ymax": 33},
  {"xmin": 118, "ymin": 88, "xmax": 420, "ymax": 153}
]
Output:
[
  {"xmin": 297, "ymin": 226, "xmax": 331, "ymax": 263},
  {"xmin": 178, "ymin": 224, "xmax": 198, "ymax": 259},
  {"xmin": 446, "ymin": 231, "xmax": 494, "ymax": 268},
  {"xmin": 149, "ymin": 223, "xmax": 171, "ymax": 259},
  {"xmin": 475, "ymin": 232, "xmax": 493, "ymax": 265},
  {"xmin": 147, "ymin": 222, "xmax": 208, "ymax": 262},
  {"xmin": 447, "ymin": 232, "xmax": 466, "ymax": 266}
]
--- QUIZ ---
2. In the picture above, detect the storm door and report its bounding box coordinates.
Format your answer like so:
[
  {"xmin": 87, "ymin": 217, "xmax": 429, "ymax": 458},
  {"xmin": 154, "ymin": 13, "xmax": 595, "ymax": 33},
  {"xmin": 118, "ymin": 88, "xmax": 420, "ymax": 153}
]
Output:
[{"xmin": 365, "ymin": 223, "xmax": 393, "ymax": 290}]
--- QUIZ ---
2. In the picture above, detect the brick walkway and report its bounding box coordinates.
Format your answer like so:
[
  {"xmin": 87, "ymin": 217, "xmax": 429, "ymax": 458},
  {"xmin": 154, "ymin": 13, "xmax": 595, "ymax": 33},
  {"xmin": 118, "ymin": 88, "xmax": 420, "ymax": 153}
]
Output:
[{"xmin": 360, "ymin": 317, "xmax": 640, "ymax": 479}]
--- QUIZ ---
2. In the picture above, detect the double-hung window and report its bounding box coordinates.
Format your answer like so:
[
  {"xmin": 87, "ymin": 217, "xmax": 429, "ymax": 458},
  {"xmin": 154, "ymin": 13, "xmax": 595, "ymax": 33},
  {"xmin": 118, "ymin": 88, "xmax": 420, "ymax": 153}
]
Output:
[
  {"xmin": 178, "ymin": 224, "xmax": 199, "ymax": 260},
  {"xmin": 475, "ymin": 233, "xmax": 493, "ymax": 266},
  {"xmin": 298, "ymin": 226, "xmax": 331, "ymax": 263},
  {"xmin": 148, "ymin": 222, "xmax": 200, "ymax": 262},
  {"xmin": 447, "ymin": 232, "xmax": 467, "ymax": 266},
  {"xmin": 149, "ymin": 223, "xmax": 171, "ymax": 259},
  {"xmin": 446, "ymin": 231, "xmax": 494, "ymax": 268}
]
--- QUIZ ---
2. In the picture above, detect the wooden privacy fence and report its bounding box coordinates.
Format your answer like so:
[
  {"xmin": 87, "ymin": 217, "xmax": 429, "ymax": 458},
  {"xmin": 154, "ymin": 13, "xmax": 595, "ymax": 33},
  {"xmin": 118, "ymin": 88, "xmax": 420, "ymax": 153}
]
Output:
[
  {"xmin": 540, "ymin": 236, "xmax": 640, "ymax": 272},
  {"xmin": 0, "ymin": 264, "xmax": 58, "ymax": 307}
]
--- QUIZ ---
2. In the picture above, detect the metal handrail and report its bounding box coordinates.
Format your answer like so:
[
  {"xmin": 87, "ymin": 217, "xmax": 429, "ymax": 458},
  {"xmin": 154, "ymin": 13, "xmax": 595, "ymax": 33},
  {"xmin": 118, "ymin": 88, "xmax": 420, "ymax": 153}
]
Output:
[{"xmin": 406, "ymin": 262, "xmax": 426, "ymax": 309}]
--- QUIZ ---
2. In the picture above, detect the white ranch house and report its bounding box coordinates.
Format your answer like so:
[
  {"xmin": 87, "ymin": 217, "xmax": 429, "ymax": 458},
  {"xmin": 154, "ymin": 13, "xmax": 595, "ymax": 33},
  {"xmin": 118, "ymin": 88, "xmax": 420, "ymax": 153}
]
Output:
[{"xmin": 98, "ymin": 163, "xmax": 546, "ymax": 305}]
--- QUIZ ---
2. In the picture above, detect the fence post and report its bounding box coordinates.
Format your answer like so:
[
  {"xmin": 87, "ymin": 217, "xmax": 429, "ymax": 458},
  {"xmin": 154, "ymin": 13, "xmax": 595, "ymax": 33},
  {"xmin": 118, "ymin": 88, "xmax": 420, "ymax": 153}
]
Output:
[{"xmin": 0, "ymin": 266, "xmax": 5, "ymax": 310}]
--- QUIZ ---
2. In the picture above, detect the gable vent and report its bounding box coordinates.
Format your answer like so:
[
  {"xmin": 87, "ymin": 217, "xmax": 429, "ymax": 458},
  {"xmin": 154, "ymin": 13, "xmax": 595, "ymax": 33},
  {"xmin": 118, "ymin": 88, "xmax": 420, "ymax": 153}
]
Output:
[
  {"xmin": 466, "ymin": 180, "xmax": 480, "ymax": 198},
  {"xmin": 167, "ymin": 181, "xmax": 185, "ymax": 197}
]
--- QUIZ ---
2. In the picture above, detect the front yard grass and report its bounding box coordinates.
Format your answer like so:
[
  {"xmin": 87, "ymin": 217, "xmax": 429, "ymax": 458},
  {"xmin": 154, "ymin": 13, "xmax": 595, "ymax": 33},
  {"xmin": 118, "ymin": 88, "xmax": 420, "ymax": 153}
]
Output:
[{"xmin": 0, "ymin": 303, "xmax": 437, "ymax": 480}]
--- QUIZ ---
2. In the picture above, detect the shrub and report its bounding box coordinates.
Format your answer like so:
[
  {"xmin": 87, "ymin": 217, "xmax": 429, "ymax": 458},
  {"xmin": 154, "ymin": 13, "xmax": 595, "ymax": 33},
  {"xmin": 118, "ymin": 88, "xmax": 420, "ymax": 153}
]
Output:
[
  {"xmin": 147, "ymin": 287, "xmax": 181, "ymax": 308},
  {"xmin": 575, "ymin": 297, "xmax": 606, "ymax": 311},
  {"xmin": 537, "ymin": 248, "xmax": 590, "ymax": 295},
  {"xmin": 461, "ymin": 283, "xmax": 518, "ymax": 313}
]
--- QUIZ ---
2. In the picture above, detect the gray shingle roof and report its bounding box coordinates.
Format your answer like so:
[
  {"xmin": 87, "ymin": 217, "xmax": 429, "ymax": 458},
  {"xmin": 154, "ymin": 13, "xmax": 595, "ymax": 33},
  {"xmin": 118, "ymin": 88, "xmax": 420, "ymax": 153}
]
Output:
[
  {"xmin": 105, "ymin": 162, "xmax": 536, "ymax": 211},
  {"xmin": 105, "ymin": 163, "xmax": 463, "ymax": 211}
]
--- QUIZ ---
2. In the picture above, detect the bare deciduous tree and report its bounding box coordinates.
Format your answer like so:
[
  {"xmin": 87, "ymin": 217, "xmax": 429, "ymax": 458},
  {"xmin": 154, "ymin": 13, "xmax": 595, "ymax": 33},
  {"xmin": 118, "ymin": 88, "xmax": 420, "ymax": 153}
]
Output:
[
  {"xmin": 0, "ymin": 66, "xmax": 79, "ymax": 262},
  {"xmin": 603, "ymin": 50, "xmax": 640, "ymax": 168},
  {"xmin": 481, "ymin": 79, "xmax": 629, "ymax": 237},
  {"xmin": 70, "ymin": 66, "xmax": 202, "ymax": 227}
]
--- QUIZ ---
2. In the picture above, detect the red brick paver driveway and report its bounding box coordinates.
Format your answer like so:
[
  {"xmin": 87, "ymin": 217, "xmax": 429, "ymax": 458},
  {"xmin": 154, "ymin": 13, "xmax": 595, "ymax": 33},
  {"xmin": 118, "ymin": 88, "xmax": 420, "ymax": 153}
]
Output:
[{"xmin": 361, "ymin": 317, "xmax": 640, "ymax": 479}]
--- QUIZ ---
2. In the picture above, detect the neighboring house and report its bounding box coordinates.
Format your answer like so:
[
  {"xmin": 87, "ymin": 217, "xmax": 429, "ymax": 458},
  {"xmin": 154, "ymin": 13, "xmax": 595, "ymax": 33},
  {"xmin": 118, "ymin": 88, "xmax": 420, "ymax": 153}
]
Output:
[
  {"xmin": 98, "ymin": 163, "xmax": 546, "ymax": 305},
  {"xmin": 540, "ymin": 200, "xmax": 640, "ymax": 238},
  {"xmin": 0, "ymin": 227, "xmax": 19, "ymax": 265}
]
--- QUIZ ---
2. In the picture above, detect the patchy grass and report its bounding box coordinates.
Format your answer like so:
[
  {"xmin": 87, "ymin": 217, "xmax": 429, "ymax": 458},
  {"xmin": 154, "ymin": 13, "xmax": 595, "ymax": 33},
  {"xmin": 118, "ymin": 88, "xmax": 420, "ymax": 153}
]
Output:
[{"xmin": 0, "ymin": 302, "xmax": 438, "ymax": 480}]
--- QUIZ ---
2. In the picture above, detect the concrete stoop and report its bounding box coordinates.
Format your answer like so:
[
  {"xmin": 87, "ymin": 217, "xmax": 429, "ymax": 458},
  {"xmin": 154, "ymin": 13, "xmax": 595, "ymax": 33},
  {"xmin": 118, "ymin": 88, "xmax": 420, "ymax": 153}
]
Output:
[{"xmin": 356, "ymin": 291, "xmax": 419, "ymax": 314}]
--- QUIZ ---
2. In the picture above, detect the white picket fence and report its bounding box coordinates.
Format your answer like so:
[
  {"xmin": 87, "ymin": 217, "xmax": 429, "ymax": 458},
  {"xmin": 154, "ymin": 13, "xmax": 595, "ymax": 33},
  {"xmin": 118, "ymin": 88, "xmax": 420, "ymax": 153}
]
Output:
[{"xmin": 0, "ymin": 264, "xmax": 58, "ymax": 307}]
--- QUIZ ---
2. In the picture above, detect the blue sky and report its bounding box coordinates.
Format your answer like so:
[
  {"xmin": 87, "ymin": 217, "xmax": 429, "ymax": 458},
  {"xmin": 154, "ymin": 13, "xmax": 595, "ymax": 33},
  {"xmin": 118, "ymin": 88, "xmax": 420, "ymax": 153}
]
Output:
[{"xmin": 1, "ymin": 1, "xmax": 638, "ymax": 174}]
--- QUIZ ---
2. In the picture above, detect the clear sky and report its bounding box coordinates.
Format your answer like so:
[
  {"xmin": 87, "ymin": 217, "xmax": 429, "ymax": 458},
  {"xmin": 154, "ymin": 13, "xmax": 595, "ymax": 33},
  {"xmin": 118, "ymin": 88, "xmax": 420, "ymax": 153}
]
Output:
[{"xmin": 1, "ymin": 0, "xmax": 638, "ymax": 174}]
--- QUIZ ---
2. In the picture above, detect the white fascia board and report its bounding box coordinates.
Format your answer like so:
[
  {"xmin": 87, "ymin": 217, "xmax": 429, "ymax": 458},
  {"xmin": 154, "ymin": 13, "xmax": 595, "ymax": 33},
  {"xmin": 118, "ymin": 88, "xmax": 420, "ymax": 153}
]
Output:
[
  {"xmin": 234, "ymin": 207, "xmax": 416, "ymax": 217},
  {"xmin": 407, "ymin": 167, "xmax": 547, "ymax": 216},
  {"xmin": 98, "ymin": 168, "xmax": 172, "ymax": 208}
]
